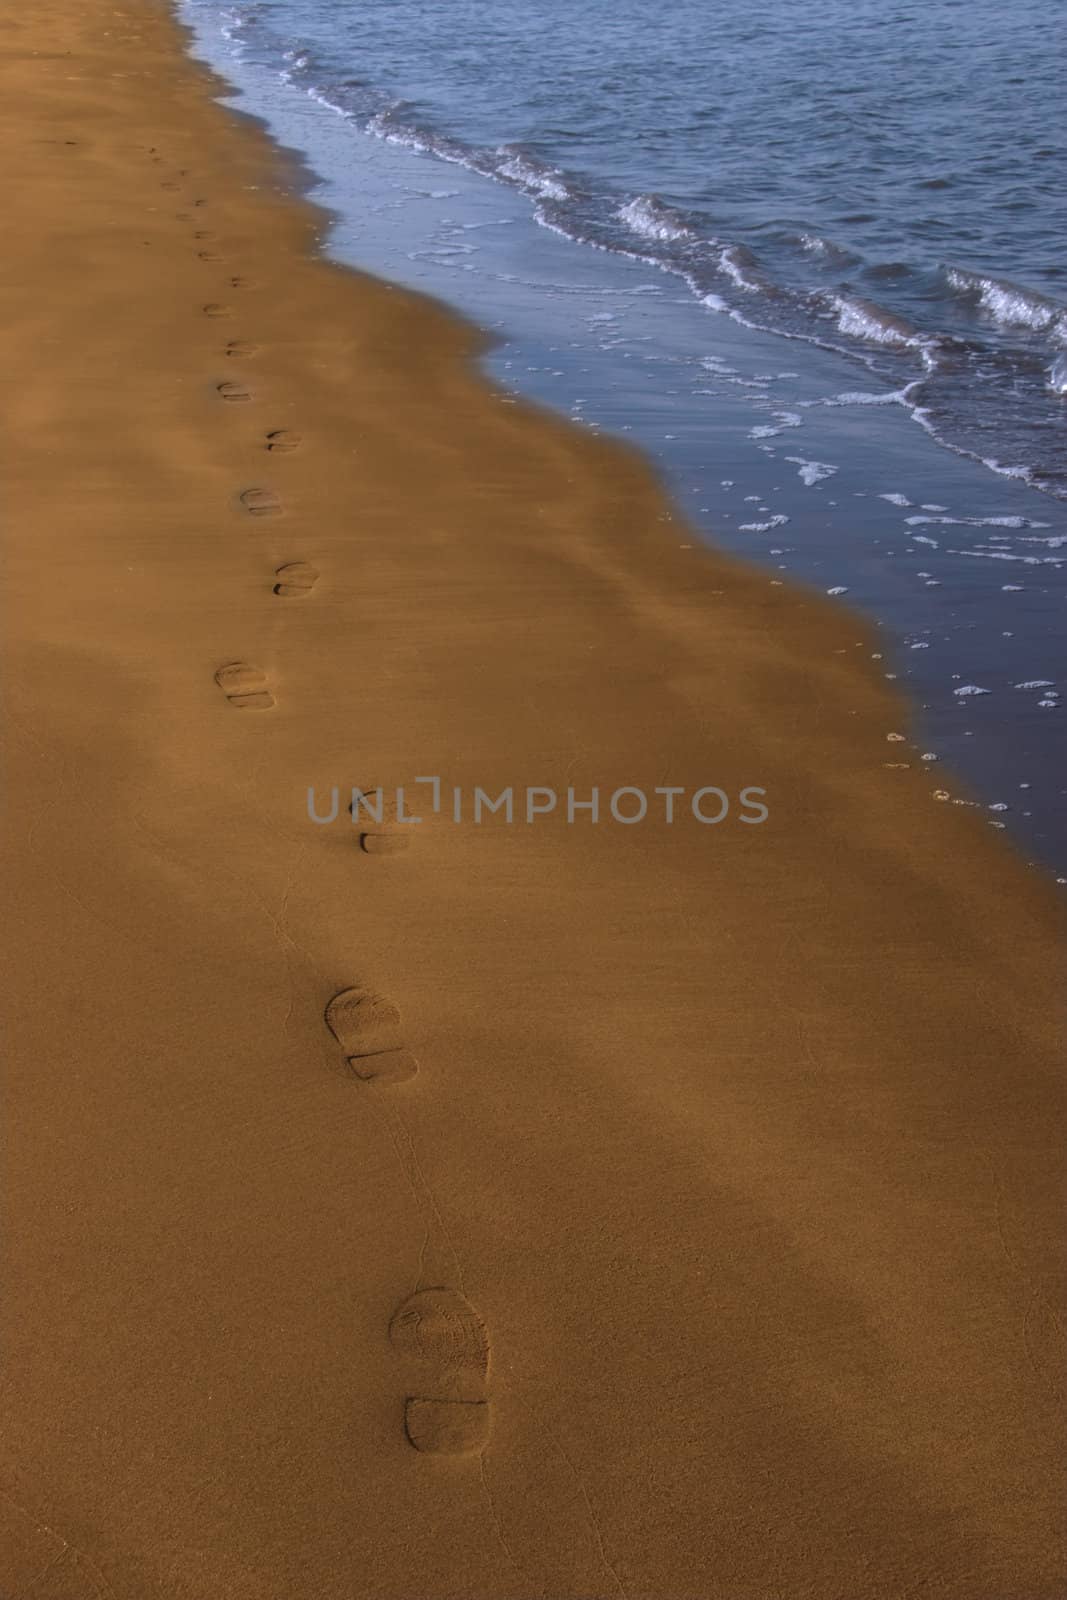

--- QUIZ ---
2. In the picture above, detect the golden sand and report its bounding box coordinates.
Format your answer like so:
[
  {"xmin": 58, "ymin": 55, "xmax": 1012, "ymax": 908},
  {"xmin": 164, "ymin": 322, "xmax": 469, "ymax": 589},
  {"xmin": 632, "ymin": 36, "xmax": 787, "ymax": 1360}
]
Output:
[{"xmin": 2, "ymin": 1, "xmax": 1064, "ymax": 1594}]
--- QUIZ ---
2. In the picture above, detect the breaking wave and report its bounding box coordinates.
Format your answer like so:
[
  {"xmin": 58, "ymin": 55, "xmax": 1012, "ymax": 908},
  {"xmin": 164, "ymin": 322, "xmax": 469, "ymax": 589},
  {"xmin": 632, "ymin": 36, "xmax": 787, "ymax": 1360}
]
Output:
[
  {"xmin": 617, "ymin": 194, "xmax": 697, "ymax": 243},
  {"xmin": 945, "ymin": 267, "xmax": 1067, "ymax": 337}
]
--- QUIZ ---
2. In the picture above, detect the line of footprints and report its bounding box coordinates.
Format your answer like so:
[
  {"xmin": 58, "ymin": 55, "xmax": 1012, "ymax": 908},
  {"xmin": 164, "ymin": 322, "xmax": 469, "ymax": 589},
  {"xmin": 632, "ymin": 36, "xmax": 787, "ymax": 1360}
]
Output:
[
  {"xmin": 156, "ymin": 153, "xmax": 488, "ymax": 1453},
  {"xmin": 324, "ymin": 990, "xmax": 491, "ymax": 1453}
]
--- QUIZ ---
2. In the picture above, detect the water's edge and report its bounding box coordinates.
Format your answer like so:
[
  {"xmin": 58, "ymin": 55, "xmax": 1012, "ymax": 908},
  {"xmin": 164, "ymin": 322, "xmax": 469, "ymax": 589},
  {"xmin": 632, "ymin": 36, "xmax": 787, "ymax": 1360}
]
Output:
[{"xmin": 174, "ymin": 0, "xmax": 1067, "ymax": 882}]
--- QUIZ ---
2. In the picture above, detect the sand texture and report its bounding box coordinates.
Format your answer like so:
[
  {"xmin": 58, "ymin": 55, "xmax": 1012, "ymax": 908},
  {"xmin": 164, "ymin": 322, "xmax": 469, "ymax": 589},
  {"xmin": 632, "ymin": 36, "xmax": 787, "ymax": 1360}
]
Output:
[{"xmin": 2, "ymin": 1, "xmax": 1065, "ymax": 1595}]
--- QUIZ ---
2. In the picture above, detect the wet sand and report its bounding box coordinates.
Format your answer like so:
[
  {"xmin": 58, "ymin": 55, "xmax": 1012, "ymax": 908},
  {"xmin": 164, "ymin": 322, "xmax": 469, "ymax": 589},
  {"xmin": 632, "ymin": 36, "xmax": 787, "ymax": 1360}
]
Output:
[{"xmin": 1, "ymin": 1, "xmax": 1065, "ymax": 1596}]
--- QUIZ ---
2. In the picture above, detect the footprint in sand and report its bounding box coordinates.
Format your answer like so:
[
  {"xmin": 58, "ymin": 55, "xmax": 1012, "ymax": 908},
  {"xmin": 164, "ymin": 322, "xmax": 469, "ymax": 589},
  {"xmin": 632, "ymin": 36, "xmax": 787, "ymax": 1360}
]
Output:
[
  {"xmin": 225, "ymin": 339, "xmax": 259, "ymax": 360},
  {"xmin": 217, "ymin": 381, "xmax": 253, "ymax": 404},
  {"xmin": 239, "ymin": 487, "xmax": 282, "ymax": 518},
  {"xmin": 390, "ymin": 1289, "xmax": 491, "ymax": 1455},
  {"xmin": 266, "ymin": 429, "xmax": 301, "ymax": 453},
  {"xmin": 229, "ymin": 275, "xmax": 256, "ymax": 291},
  {"xmin": 202, "ymin": 302, "xmax": 233, "ymax": 320},
  {"xmin": 194, "ymin": 229, "xmax": 216, "ymax": 240},
  {"xmin": 160, "ymin": 180, "xmax": 180, "ymax": 190},
  {"xmin": 324, "ymin": 988, "xmax": 418, "ymax": 1083},
  {"xmin": 214, "ymin": 662, "xmax": 274, "ymax": 710},
  {"xmin": 349, "ymin": 789, "xmax": 416, "ymax": 856},
  {"xmin": 273, "ymin": 561, "xmax": 318, "ymax": 597},
  {"xmin": 198, "ymin": 249, "xmax": 225, "ymax": 263}
]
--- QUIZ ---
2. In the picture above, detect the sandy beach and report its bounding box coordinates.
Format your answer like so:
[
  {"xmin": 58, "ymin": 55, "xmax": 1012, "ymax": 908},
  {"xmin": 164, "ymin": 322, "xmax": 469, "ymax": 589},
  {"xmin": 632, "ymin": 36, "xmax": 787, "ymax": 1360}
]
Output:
[{"xmin": 2, "ymin": 1, "xmax": 1065, "ymax": 1596}]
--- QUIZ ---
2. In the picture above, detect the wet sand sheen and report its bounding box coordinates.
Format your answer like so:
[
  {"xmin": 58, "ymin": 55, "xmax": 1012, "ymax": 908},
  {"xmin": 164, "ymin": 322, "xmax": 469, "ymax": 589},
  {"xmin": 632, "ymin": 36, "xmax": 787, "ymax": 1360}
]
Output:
[{"xmin": 1, "ymin": 1, "xmax": 1064, "ymax": 1597}]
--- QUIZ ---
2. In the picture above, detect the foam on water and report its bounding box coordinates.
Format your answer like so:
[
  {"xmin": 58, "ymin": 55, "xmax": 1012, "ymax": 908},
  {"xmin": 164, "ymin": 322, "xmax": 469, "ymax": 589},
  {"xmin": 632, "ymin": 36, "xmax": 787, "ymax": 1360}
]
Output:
[
  {"xmin": 495, "ymin": 147, "xmax": 573, "ymax": 202},
  {"xmin": 945, "ymin": 268, "xmax": 1067, "ymax": 335},
  {"xmin": 830, "ymin": 295, "xmax": 920, "ymax": 349},
  {"xmin": 785, "ymin": 456, "xmax": 838, "ymax": 487},
  {"xmin": 905, "ymin": 514, "xmax": 1051, "ymax": 529},
  {"xmin": 618, "ymin": 195, "xmax": 696, "ymax": 244},
  {"xmin": 718, "ymin": 245, "xmax": 766, "ymax": 294},
  {"xmin": 739, "ymin": 514, "xmax": 790, "ymax": 531}
]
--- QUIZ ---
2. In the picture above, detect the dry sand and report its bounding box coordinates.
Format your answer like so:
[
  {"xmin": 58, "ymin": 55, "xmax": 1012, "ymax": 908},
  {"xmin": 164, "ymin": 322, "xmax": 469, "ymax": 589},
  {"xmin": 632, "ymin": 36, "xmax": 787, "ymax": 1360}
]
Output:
[{"xmin": 2, "ymin": 1, "xmax": 1065, "ymax": 1595}]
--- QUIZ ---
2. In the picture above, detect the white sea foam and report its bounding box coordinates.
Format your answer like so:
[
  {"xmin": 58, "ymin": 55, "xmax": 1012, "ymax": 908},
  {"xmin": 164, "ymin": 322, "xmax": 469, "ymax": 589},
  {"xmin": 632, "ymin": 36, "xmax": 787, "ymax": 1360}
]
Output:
[
  {"xmin": 818, "ymin": 387, "xmax": 913, "ymax": 407},
  {"xmin": 739, "ymin": 515, "xmax": 790, "ymax": 532},
  {"xmin": 496, "ymin": 148, "xmax": 571, "ymax": 201},
  {"xmin": 950, "ymin": 549, "xmax": 1064, "ymax": 566},
  {"xmin": 878, "ymin": 493, "xmax": 914, "ymax": 507},
  {"xmin": 308, "ymin": 86, "xmax": 356, "ymax": 120},
  {"xmin": 748, "ymin": 411, "xmax": 801, "ymax": 440},
  {"xmin": 954, "ymin": 685, "xmax": 991, "ymax": 696},
  {"xmin": 831, "ymin": 295, "xmax": 919, "ymax": 348},
  {"xmin": 785, "ymin": 456, "xmax": 838, "ymax": 487},
  {"xmin": 946, "ymin": 267, "xmax": 1067, "ymax": 335},
  {"xmin": 617, "ymin": 195, "xmax": 696, "ymax": 243},
  {"xmin": 798, "ymin": 232, "xmax": 843, "ymax": 258},
  {"xmin": 718, "ymin": 245, "xmax": 764, "ymax": 292},
  {"xmin": 980, "ymin": 457, "xmax": 1036, "ymax": 484},
  {"xmin": 904, "ymin": 514, "xmax": 1050, "ymax": 529}
]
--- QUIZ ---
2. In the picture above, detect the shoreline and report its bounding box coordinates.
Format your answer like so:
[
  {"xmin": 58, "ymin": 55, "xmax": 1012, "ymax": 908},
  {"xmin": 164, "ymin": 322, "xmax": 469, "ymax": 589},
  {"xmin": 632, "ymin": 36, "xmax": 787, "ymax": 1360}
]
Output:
[
  {"xmin": 177, "ymin": 0, "xmax": 1067, "ymax": 881},
  {"xmin": 2, "ymin": 1, "xmax": 1065, "ymax": 1597}
]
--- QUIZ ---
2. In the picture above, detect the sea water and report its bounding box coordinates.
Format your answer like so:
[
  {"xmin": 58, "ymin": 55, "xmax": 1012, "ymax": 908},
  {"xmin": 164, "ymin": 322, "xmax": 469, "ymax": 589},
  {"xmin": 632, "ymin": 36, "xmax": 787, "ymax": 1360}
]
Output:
[{"xmin": 178, "ymin": 0, "xmax": 1067, "ymax": 877}]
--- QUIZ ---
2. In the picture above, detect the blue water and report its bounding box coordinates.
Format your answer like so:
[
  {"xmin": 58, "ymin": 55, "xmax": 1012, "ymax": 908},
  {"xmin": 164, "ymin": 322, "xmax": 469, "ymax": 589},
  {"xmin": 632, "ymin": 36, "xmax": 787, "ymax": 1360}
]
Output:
[
  {"xmin": 179, "ymin": 0, "xmax": 1067, "ymax": 878},
  {"xmin": 205, "ymin": 0, "xmax": 1067, "ymax": 493}
]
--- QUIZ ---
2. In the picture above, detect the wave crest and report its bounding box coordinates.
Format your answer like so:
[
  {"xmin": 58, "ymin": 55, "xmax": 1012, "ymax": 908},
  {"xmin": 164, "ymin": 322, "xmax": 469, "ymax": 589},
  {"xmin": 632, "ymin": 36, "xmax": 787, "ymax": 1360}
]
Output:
[
  {"xmin": 495, "ymin": 146, "xmax": 572, "ymax": 201},
  {"xmin": 617, "ymin": 194, "xmax": 696, "ymax": 243},
  {"xmin": 945, "ymin": 267, "xmax": 1067, "ymax": 336},
  {"xmin": 830, "ymin": 294, "xmax": 920, "ymax": 348}
]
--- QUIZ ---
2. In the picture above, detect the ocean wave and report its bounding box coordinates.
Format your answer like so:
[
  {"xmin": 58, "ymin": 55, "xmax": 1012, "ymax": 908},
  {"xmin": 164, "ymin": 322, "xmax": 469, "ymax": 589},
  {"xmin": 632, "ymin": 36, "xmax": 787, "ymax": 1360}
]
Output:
[
  {"xmin": 717, "ymin": 244, "xmax": 767, "ymax": 293},
  {"xmin": 944, "ymin": 267, "xmax": 1067, "ymax": 337},
  {"xmin": 796, "ymin": 231, "xmax": 853, "ymax": 263},
  {"xmin": 495, "ymin": 146, "xmax": 573, "ymax": 201},
  {"xmin": 617, "ymin": 194, "xmax": 696, "ymax": 243},
  {"xmin": 829, "ymin": 294, "xmax": 920, "ymax": 348}
]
